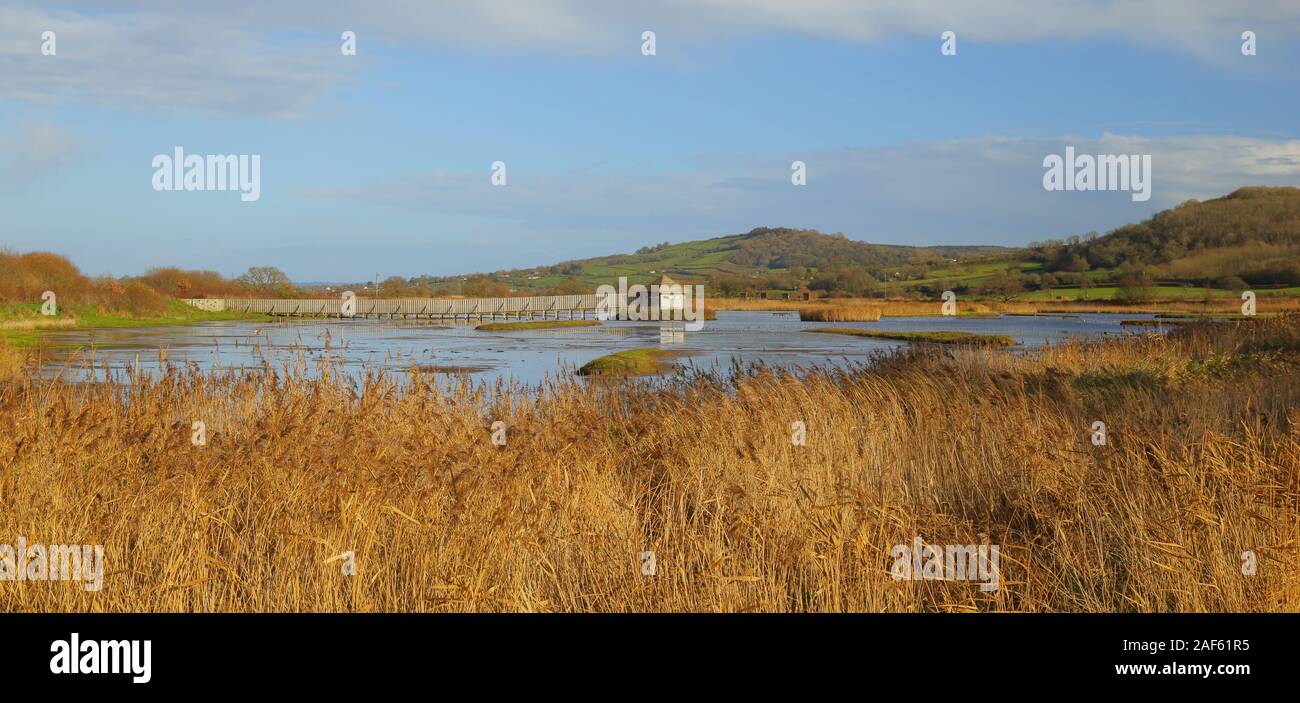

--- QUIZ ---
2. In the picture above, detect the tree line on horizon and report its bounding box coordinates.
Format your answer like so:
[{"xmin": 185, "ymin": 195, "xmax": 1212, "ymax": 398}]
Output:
[
  {"xmin": 0, "ymin": 249, "xmax": 597, "ymax": 315},
  {"xmin": 0, "ymin": 250, "xmax": 300, "ymax": 315},
  {"xmin": 5, "ymin": 186, "xmax": 1297, "ymax": 312}
]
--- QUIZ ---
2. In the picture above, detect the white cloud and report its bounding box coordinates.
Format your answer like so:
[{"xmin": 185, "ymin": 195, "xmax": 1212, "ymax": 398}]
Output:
[
  {"xmin": 305, "ymin": 134, "xmax": 1300, "ymax": 251},
  {"xmin": 3, "ymin": 1, "xmax": 1296, "ymax": 116},
  {"xmin": 44, "ymin": 1, "xmax": 1300, "ymax": 51},
  {"xmin": 0, "ymin": 122, "xmax": 84, "ymax": 186},
  {"xmin": 0, "ymin": 5, "xmax": 352, "ymax": 118},
  {"xmin": 677, "ymin": 0, "xmax": 1297, "ymax": 52}
]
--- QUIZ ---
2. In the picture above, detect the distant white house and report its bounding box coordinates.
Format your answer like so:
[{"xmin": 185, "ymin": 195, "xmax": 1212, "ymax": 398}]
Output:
[{"xmin": 655, "ymin": 274, "xmax": 685, "ymax": 312}]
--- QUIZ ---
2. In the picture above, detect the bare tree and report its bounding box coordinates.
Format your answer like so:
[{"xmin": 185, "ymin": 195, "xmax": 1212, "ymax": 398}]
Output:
[{"xmin": 237, "ymin": 266, "xmax": 293, "ymax": 295}]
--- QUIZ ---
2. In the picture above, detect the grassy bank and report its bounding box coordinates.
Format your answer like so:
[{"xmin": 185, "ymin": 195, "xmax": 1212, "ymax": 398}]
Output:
[
  {"xmin": 476, "ymin": 320, "xmax": 600, "ymax": 331},
  {"xmin": 808, "ymin": 327, "xmax": 1017, "ymax": 346},
  {"xmin": 577, "ymin": 347, "xmax": 681, "ymax": 376},
  {"xmin": 1121, "ymin": 319, "xmax": 1206, "ymax": 327},
  {"xmin": 0, "ymin": 299, "xmax": 269, "ymax": 347},
  {"xmin": 1119, "ymin": 318, "xmax": 1268, "ymax": 327},
  {"xmin": 717, "ymin": 298, "xmax": 1006, "ymax": 317},
  {"xmin": 1018, "ymin": 285, "xmax": 1300, "ymax": 302},
  {"xmin": 0, "ymin": 318, "xmax": 1297, "ymax": 612},
  {"xmin": 715, "ymin": 296, "xmax": 1300, "ymax": 318},
  {"xmin": 1155, "ymin": 312, "xmax": 1281, "ymax": 319}
]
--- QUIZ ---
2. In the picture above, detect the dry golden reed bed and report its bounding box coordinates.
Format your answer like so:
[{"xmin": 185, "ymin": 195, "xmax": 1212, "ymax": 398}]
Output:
[
  {"xmin": 1, "ymin": 319, "xmax": 1298, "ymax": 612},
  {"xmin": 797, "ymin": 302, "xmax": 883, "ymax": 322},
  {"xmin": 716, "ymin": 296, "xmax": 1300, "ymax": 319}
]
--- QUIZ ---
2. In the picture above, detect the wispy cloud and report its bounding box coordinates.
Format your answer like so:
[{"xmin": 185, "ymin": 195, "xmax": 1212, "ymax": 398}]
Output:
[
  {"xmin": 304, "ymin": 134, "xmax": 1300, "ymax": 253},
  {"xmin": 34, "ymin": 0, "xmax": 1300, "ymax": 51},
  {"xmin": 0, "ymin": 5, "xmax": 352, "ymax": 118},
  {"xmin": 0, "ymin": 122, "xmax": 84, "ymax": 187},
  {"xmin": 4, "ymin": 1, "xmax": 1296, "ymax": 116}
]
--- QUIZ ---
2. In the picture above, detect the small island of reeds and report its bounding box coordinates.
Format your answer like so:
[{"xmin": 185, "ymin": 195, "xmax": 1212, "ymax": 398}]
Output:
[{"xmin": 577, "ymin": 347, "xmax": 681, "ymax": 376}]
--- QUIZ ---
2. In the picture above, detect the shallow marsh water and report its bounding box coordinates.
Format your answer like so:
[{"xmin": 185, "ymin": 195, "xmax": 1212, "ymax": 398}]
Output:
[{"xmin": 36, "ymin": 311, "xmax": 1158, "ymax": 387}]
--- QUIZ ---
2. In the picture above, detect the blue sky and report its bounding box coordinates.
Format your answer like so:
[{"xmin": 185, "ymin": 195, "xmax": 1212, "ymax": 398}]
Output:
[{"xmin": 2, "ymin": 1, "xmax": 1299, "ymax": 281}]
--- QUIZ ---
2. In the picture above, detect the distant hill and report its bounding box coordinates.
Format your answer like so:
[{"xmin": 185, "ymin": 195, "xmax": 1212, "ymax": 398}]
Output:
[
  {"xmin": 726, "ymin": 228, "xmax": 1006, "ymax": 270},
  {"xmin": 431, "ymin": 227, "xmax": 1009, "ymax": 292},
  {"xmin": 417, "ymin": 186, "xmax": 1300, "ymax": 298},
  {"xmin": 1034, "ymin": 187, "xmax": 1300, "ymax": 285}
]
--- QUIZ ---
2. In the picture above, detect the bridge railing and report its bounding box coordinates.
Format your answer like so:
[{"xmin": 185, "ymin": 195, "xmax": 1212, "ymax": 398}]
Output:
[{"xmin": 184, "ymin": 295, "xmax": 601, "ymax": 317}]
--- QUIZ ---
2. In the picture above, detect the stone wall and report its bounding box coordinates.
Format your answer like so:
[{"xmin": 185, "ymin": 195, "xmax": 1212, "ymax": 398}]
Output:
[{"xmin": 180, "ymin": 298, "xmax": 226, "ymax": 312}]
